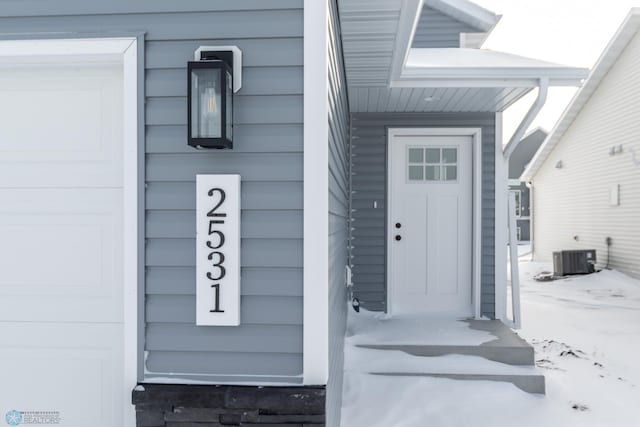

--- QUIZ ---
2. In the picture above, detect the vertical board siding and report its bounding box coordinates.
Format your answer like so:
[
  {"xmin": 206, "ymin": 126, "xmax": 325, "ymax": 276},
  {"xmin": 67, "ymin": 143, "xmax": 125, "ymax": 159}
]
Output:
[
  {"xmin": 412, "ymin": 6, "xmax": 477, "ymax": 48},
  {"xmin": 327, "ymin": 0, "xmax": 350, "ymax": 425},
  {"xmin": 351, "ymin": 113, "xmax": 496, "ymax": 317},
  {"xmin": 532, "ymin": 31, "xmax": 640, "ymax": 278},
  {"xmin": 0, "ymin": 1, "xmax": 304, "ymax": 383}
]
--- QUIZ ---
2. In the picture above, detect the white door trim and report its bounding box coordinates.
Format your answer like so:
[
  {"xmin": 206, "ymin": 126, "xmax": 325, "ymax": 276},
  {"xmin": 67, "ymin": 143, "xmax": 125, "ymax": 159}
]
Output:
[
  {"xmin": 386, "ymin": 127, "xmax": 483, "ymax": 318},
  {"xmin": 0, "ymin": 37, "xmax": 140, "ymax": 427}
]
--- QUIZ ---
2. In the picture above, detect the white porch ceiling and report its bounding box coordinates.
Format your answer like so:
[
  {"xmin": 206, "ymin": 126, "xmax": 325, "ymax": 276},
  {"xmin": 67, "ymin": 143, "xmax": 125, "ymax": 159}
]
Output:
[{"xmin": 349, "ymin": 86, "xmax": 527, "ymax": 113}]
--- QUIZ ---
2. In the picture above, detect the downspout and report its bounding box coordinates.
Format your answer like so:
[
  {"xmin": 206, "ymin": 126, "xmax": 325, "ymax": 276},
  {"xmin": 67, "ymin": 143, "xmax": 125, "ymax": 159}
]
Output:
[
  {"xmin": 504, "ymin": 78, "xmax": 549, "ymax": 160},
  {"xmin": 503, "ymin": 78, "xmax": 548, "ymax": 329}
]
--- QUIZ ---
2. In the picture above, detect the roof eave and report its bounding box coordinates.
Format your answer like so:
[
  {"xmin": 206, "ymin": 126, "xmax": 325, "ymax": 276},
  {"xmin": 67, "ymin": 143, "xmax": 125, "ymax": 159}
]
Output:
[{"xmin": 522, "ymin": 9, "xmax": 640, "ymax": 182}]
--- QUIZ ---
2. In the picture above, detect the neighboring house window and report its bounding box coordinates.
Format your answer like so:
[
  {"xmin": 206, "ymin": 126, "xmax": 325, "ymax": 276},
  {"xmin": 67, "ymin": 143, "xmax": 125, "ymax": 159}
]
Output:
[
  {"xmin": 510, "ymin": 190, "xmax": 522, "ymax": 217},
  {"xmin": 516, "ymin": 226, "xmax": 522, "ymax": 241},
  {"xmin": 407, "ymin": 147, "xmax": 458, "ymax": 182}
]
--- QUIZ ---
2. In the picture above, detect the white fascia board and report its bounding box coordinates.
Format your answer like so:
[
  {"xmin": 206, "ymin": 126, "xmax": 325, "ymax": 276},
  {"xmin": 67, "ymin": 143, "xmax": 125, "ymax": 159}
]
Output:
[
  {"xmin": 400, "ymin": 67, "xmax": 587, "ymax": 82},
  {"xmin": 522, "ymin": 9, "xmax": 640, "ymax": 182},
  {"xmin": 390, "ymin": 77, "xmax": 583, "ymax": 89},
  {"xmin": 302, "ymin": 0, "xmax": 329, "ymax": 386},
  {"xmin": 393, "ymin": 48, "xmax": 588, "ymax": 88}
]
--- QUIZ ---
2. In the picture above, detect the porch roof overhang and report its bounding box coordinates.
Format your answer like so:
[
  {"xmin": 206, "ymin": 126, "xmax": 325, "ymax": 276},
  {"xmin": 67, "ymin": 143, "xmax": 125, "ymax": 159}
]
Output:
[
  {"xmin": 393, "ymin": 48, "xmax": 588, "ymax": 88},
  {"xmin": 339, "ymin": 0, "xmax": 588, "ymax": 113}
]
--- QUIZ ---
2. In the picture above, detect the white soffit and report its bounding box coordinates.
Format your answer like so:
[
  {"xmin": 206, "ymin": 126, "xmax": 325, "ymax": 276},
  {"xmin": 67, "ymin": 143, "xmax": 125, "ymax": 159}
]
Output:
[
  {"xmin": 349, "ymin": 86, "xmax": 530, "ymax": 113},
  {"xmin": 396, "ymin": 48, "xmax": 589, "ymax": 87},
  {"xmin": 338, "ymin": 0, "xmax": 404, "ymax": 87},
  {"xmin": 521, "ymin": 8, "xmax": 640, "ymax": 181}
]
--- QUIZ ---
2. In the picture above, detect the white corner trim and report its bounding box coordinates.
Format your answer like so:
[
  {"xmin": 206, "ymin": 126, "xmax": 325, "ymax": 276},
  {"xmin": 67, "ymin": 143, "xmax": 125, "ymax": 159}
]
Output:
[
  {"xmin": 386, "ymin": 127, "xmax": 482, "ymax": 318},
  {"xmin": 303, "ymin": 0, "xmax": 329, "ymax": 385},
  {"xmin": 122, "ymin": 38, "xmax": 139, "ymax": 427},
  {"xmin": 388, "ymin": 0, "xmax": 424, "ymax": 85},
  {"xmin": 494, "ymin": 113, "xmax": 507, "ymax": 321}
]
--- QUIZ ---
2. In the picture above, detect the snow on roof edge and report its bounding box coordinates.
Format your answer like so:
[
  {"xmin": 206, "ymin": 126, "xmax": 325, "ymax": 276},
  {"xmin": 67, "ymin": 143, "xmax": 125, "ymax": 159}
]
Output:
[
  {"xmin": 400, "ymin": 48, "xmax": 589, "ymax": 85},
  {"xmin": 521, "ymin": 9, "xmax": 640, "ymax": 182}
]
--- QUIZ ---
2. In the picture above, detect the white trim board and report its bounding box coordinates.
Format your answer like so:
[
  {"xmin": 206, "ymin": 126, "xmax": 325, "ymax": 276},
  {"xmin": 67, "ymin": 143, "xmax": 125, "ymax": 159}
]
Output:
[
  {"xmin": 303, "ymin": 0, "xmax": 329, "ymax": 385},
  {"xmin": 494, "ymin": 113, "xmax": 507, "ymax": 321},
  {"xmin": 386, "ymin": 127, "xmax": 482, "ymax": 319},
  {"xmin": 0, "ymin": 37, "xmax": 140, "ymax": 427}
]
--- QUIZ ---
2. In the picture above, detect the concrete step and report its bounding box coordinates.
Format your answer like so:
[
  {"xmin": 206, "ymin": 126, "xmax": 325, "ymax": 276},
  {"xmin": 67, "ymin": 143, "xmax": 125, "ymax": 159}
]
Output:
[
  {"xmin": 356, "ymin": 320, "xmax": 535, "ymax": 366},
  {"xmin": 370, "ymin": 372, "xmax": 546, "ymax": 394}
]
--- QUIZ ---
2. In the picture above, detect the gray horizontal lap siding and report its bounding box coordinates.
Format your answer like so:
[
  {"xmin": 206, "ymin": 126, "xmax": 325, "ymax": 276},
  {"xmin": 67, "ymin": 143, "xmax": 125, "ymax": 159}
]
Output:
[
  {"xmin": 328, "ymin": 0, "xmax": 350, "ymax": 425},
  {"xmin": 412, "ymin": 6, "xmax": 478, "ymax": 48},
  {"xmin": 351, "ymin": 113, "xmax": 496, "ymax": 318},
  {"xmin": 0, "ymin": 1, "xmax": 304, "ymax": 383}
]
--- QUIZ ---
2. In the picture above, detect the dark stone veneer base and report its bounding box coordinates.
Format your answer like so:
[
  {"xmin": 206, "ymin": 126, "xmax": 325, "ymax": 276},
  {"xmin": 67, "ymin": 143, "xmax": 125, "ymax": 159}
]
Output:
[{"xmin": 132, "ymin": 384, "xmax": 326, "ymax": 426}]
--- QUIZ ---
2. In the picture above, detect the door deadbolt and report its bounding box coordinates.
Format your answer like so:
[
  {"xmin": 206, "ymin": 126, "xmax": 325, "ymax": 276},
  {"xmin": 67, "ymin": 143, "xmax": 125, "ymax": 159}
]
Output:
[{"xmin": 395, "ymin": 223, "xmax": 401, "ymax": 229}]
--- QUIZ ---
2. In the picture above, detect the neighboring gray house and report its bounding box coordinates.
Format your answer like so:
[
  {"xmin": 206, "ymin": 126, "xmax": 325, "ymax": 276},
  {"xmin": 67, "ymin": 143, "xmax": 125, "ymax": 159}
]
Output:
[
  {"xmin": 0, "ymin": 0, "xmax": 586, "ymax": 426},
  {"xmin": 522, "ymin": 9, "xmax": 640, "ymax": 278},
  {"xmin": 506, "ymin": 127, "xmax": 547, "ymax": 241}
]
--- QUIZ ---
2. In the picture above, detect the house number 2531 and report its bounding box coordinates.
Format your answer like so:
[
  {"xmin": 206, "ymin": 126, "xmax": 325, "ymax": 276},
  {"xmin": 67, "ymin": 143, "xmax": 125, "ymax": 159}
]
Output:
[
  {"xmin": 196, "ymin": 175, "xmax": 241, "ymax": 326},
  {"xmin": 206, "ymin": 187, "xmax": 226, "ymax": 313}
]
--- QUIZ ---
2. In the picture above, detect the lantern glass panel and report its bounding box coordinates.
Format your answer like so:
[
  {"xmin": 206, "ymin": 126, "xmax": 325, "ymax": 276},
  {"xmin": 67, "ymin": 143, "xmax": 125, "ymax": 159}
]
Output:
[
  {"xmin": 225, "ymin": 70, "xmax": 233, "ymax": 140},
  {"xmin": 191, "ymin": 67, "xmax": 222, "ymax": 138}
]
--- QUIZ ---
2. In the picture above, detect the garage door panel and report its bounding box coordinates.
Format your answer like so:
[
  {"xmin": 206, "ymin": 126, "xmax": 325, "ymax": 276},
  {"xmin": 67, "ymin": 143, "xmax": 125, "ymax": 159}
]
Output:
[
  {"xmin": 0, "ymin": 323, "xmax": 123, "ymax": 427},
  {"xmin": 0, "ymin": 57, "xmax": 127, "ymax": 427},
  {"xmin": 0, "ymin": 189, "xmax": 123, "ymax": 322},
  {"xmin": 0, "ymin": 65, "xmax": 123, "ymax": 187}
]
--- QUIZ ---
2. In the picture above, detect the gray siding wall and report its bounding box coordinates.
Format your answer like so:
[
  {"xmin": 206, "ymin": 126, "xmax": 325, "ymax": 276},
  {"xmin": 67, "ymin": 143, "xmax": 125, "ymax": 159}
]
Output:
[
  {"xmin": 412, "ymin": 6, "xmax": 477, "ymax": 48},
  {"xmin": 351, "ymin": 113, "xmax": 496, "ymax": 317},
  {"xmin": 0, "ymin": 0, "xmax": 305, "ymax": 383},
  {"xmin": 327, "ymin": 0, "xmax": 350, "ymax": 424}
]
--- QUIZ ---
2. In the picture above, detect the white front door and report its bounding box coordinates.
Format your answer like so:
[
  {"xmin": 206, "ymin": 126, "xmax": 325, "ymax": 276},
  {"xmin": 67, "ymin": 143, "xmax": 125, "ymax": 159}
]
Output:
[
  {"xmin": 0, "ymin": 62, "xmax": 126, "ymax": 426},
  {"xmin": 389, "ymin": 131, "xmax": 473, "ymax": 315}
]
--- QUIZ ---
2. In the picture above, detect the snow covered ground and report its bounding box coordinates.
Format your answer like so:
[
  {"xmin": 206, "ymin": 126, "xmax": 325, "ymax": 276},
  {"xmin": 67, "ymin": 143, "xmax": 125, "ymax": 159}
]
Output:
[{"xmin": 340, "ymin": 262, "xmax": 640, "ymax": 426}]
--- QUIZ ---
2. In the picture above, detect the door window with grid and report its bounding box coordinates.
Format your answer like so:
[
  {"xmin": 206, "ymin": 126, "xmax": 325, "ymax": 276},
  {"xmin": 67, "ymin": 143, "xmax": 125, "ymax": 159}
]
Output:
[{"xmin": 407, "ymin": 146, "xmax": 458, "ymax": 182}]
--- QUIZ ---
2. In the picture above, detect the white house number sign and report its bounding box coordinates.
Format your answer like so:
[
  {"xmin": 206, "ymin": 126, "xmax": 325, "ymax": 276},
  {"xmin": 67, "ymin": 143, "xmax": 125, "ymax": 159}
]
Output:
[{"xmin": 196, "ymin": 174, "xmax": 241, "ymax": 326}]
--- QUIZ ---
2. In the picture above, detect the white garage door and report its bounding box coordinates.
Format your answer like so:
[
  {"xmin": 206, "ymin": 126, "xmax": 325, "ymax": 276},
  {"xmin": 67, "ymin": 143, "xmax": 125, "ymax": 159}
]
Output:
[{"xmin": 0, "ymin": 62, "xmax": 126, "ymax": 426}]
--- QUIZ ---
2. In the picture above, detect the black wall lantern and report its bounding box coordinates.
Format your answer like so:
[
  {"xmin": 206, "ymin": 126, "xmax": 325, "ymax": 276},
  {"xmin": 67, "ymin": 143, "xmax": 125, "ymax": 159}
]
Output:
[{"xmin": 188, "ymin": 46, "xmax": 242, "ymax": 149}]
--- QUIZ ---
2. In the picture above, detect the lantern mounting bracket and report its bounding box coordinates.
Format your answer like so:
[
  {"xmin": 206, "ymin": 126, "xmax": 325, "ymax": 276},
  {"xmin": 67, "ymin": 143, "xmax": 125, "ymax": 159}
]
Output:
[{"xmin": 194, "ymin": 45, "xmax": 242, "ymax": 93}]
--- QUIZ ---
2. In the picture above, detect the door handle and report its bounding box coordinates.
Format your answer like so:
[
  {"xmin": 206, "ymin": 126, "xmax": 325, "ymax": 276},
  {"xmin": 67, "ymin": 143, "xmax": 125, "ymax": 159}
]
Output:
[{"xmin": 395, "ymin": 235, "xmax": 402, "ymax": 241}]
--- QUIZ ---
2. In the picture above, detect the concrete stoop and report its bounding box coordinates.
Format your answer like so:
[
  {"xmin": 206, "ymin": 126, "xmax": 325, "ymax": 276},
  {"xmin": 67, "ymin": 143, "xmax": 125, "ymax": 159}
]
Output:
[
  {"xmin": 356, "ymin": 319, "xmax": 545, "ymax": 394},
  {"xmin": 370, "ymin": 372, "xmax": 545, "ymax": 394}
]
